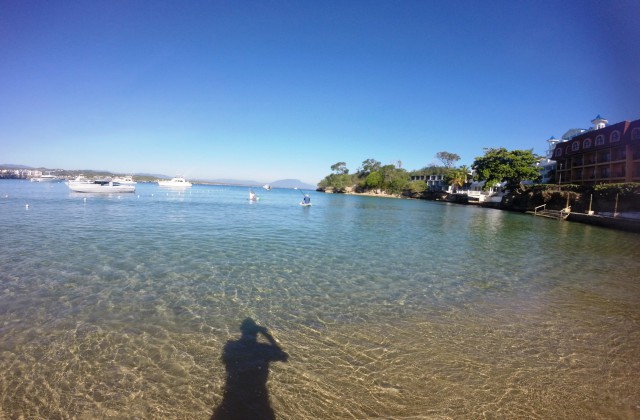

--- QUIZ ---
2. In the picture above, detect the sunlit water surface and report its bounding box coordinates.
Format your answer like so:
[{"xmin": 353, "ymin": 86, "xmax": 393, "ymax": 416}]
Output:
[{"xmin": 1, "ymin": 180, "xmax": 639, "ymax": 418}]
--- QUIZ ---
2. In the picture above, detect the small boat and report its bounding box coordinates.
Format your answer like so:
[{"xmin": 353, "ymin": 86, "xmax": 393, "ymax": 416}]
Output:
[
  {"xmin": 263, "ymin": 184, "xmax": 272, "ymax": 190},
  {"xmin": 157, "ymin": 177, "xmax": 192, "ymax": 187},
  {"xmin": 112, "ymin": 175, "xmax": 137, "ymax": 185},
  {"xmin": 67, "ymin": 179, "xmax": 135, "ymax": 193},
  {"xmin": 30, "ymin": 172, "xmax": 58, "ymax": 182}
]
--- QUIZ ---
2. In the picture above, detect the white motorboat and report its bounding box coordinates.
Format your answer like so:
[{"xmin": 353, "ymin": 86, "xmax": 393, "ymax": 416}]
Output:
[
  {"xmin": 157, "ymin": 177, "xmax": 192, "ymax": 187},
  {"xmin": 30, "ymin": 172, "xmax": 58, "ymax": 182},
  {"xmin": 112, "ymin": 175, "xmax": 137, "ymax": 185},
  {"xmin": 263, "ymin": 184, "xmax": 272, "ymax": 190},
  {"xmin": 67, "ymin": 179, "xmax": 136, "ymax": 193}
]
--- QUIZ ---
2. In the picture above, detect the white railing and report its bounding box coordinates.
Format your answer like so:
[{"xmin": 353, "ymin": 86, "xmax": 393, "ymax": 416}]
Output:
[{"xmin": 534, "ymin": 204, "xmax": 546, "ymax": 215}]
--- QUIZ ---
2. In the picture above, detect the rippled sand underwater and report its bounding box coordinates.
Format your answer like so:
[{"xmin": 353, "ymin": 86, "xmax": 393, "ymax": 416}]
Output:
[
  {"xmin": 2, "ymin": 301, "xmax": 638, "ymax": 419},
  {"xmin": 0, "ymin": 181, "xmax": 639, "ymax": 418}
]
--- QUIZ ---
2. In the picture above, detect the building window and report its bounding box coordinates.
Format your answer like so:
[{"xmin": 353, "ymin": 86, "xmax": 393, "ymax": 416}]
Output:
[
  {"xmin": 555, "ymin": 148, "xmax": 563, "ymax": 157},
  {"xmin": 572, "ymin": 142, "xmax": 580, "ymax": 151},
  {"xmin": 610, "ymin": 131, "xmax": 620, "ymax": 142},
  {"xmin": 583, "ymin": 139, "xmax": 592, "ymax": 148},
  {"xmin": 632, "ymin": 128, "xmax": 640, "ymax": 140},
  {"xmin": 595, "ymin": 135, "xmax": 605, "ymax": 145}
]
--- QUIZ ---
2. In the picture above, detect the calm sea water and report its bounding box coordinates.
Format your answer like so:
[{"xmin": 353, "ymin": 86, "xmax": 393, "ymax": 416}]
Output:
[{"xmin": 1, "ymin": 179, "xmax": 639, "ymax": 419}]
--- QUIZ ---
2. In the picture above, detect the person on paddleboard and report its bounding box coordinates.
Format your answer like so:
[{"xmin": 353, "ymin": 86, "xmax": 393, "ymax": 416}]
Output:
[{"xmin": 302, "ymin": 194, "xmax": 310, "ymax": 205}]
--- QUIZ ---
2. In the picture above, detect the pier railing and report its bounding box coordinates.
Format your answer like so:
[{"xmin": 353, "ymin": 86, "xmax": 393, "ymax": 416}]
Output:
[
  {"xmin": 534, "ymin": 204, "xmax": 546, "ymax": 215},
  {"xmin": 532, "ymin": 204, "xmax": 570, "ymax": 220}
]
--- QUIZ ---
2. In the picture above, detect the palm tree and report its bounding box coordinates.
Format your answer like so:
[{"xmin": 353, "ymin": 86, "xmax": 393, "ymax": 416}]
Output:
[{"xmin": 448, "ymin": 166, "xmax": 469, "ymax": 192}]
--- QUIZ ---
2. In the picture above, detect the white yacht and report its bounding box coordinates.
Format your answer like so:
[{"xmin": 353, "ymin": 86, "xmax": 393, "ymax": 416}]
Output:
[
  {"xmin": 30, "ymin": 172, "xmax": 58, "ymax": 182},
  {"xmin": 157, "ymin": 177, "xmax": 192, "ymax": 187},
  {"xmin": 67, "ymin": 179, "xmax": 135, "ymax": 193}
]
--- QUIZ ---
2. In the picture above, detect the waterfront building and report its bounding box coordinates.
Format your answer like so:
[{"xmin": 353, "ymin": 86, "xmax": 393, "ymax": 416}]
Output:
[
  {"xmin": 538, "ymin": 136, "xmax": 560, "ymax": 183},
  {"xmin": 409, "ymin": 174, "xmax": 450, "ymax": 192},
  {"xmin": 465, "ymin": 180, "xmax": 507, "ymax": 203},
  {"xmin": 551, "ymin": 115, "xmax": 640, "ymax": 185},
  {"xmin": 539, "ymin": 128, "xmax": 589, "ymax": 184}
]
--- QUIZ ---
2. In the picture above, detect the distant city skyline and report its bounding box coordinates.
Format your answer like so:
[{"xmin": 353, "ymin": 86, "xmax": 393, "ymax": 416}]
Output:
[{"xmin": 1, "ymin": 0, "xmax": 638, "ymax": 185}]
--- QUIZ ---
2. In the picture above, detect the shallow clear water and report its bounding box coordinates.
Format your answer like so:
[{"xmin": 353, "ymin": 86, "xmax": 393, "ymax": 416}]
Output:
[{"xmin": 1, "ymin": 180, "xmax": 639, "ymax": 418}]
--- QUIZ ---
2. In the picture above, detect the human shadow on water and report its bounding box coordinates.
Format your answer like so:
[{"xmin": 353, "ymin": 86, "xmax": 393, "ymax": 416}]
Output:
[{"xmin": 211, "ymin": 318, "xmax": 289, "ymax": 420}]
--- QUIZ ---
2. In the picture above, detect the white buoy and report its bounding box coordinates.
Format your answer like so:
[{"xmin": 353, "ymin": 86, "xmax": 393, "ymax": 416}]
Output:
[{"xmin": 25, "ymin": 204, "xmax": 29, "ymax": 209}]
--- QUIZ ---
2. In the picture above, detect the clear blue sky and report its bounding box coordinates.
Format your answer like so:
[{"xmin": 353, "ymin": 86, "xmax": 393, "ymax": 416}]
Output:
[{"xmin": 1, "ymin": 0, "xmax": 638, "ymax": 185}]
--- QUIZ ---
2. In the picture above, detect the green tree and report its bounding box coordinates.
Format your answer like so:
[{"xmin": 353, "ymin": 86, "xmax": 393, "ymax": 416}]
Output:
[
  {"xmin": 379, "ymin": 165, "xmax": 409, "ymax": 194},
  {"xmin": 446, "ymin": 168, "xmax": 465, "ymax": 191},
  {"xmin": 318, "ymin": 172, "xmax": 354, "ymax": 192},
  {"xmin": 472, "ymin": 148, "xmax": 541, "ymax": 191},
  {"xmin": 445, "ymin": 165, "xmax": 470, "ymax": 191},
  {"xmin": 330, "ymin": 174, "xmax": 352, "ymax": 192},
  {"xmin": 330, "ymin": 162, "xmax": 349, "ymax": 175},
  {"xmin": 364, "ymin": 171, "xmax": 383, "ymax": 189},
  {"xmin": 407, "ymin": 180, "xmax": 426, "ymax": 194},
  {"xmin": 357, "ymin": 158, "xmax": 381, "ymax": 177},
  {"xmin": 436, "ymin": 151, "xmax": 461, "ymax": 168}
]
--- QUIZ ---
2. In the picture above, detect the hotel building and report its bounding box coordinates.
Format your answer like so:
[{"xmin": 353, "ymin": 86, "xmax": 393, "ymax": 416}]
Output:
[{"xmin": 552, "ymin": 115, "xmax": 640, "ymax": 185}]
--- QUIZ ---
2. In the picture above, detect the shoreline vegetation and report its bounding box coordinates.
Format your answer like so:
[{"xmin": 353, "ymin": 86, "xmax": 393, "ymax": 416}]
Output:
[{"xmin": 317, "ymin": 154, "xmax": 640, "ymax": 233}]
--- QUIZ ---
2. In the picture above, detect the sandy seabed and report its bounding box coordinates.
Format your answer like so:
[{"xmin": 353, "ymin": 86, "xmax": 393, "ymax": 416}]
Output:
[{"xmin": 1, "ymin": 302, "xmax": 638, "ymax": 419}]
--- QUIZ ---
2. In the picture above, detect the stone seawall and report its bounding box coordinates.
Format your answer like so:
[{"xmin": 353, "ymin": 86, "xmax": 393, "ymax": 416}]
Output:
[{"xmin": 565, "ymin": 212, "xmax": 640, "ymax": 233}]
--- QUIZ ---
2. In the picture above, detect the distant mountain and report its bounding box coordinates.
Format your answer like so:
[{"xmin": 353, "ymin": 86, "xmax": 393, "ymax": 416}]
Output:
[
  {"xmin": 134, "ymin": 172, "xmax": 171, "ymax": 179},
  {"xmin": 270, "ymin": 179, "xmax": 316, "ymax": 189},
  {"xmin": 1, "ymin": 164, "xmax": 34, "ymax": 169},
  {"xmin": 195, "ymin": 178, "xmax": 316, "ymax": 189}
]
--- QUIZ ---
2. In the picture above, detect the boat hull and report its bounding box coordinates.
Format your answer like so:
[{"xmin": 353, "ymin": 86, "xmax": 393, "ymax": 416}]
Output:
[
  {"xmin": 157, "ymin": 182, "xmax": 192, "ymax": 187},
  {"xmin": 67, "ymin": 182, "xmax": 135, "ymax": 193},
  {"xmin": 31, "ymin": 177, "xmax": 58, "ymax": 182}
]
